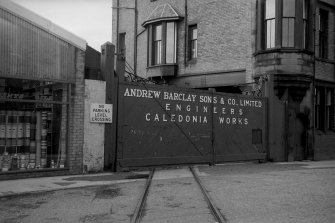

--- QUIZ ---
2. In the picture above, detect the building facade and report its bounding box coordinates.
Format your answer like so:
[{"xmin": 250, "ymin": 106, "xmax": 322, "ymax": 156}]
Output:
[
  {"xmin": 112, "ymin": 0, "xmax": 335, "ymax": 161},
  {"xmin": 0, "ymin": 0, "xmax": 86, "ymax": 178}
]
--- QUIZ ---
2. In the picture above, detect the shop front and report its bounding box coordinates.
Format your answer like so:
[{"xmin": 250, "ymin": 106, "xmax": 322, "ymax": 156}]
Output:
[
  {"xmin": 0, "ymin": 79, "xmax": 69, "ymax": 172},
  {"xmin": 0, "ymin": 1, "xmax": 86, "ymax": 178}
]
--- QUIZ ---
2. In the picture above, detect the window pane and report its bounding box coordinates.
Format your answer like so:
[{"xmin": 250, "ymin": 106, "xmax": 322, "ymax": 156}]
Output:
[
  {"xmin": 118, "ymin": 33, "xmax": 126, "ymax": 57},
  {"xmin": 319, "ymin": 9, "xmax": 328, "ymax": 58},
  {"xmin": 154, "ymin": 24, "xmax": 162, "ymax": 41},
  {"xmin": 327, "ymin": 89, "xmax": 334, "ymax": 130},
  {"xmin": 288, "ymin": 19, "xmax": 294, "ymax": 46},
  {"xmin": 327, "ymin": 90, "xmax": 332, "ymax": 105},
  {"xmin": 266, "ymin": 0, "xmax": 276, "ymax": 19},
  {"xmin": 319, "ymin": 9, "xmax": 328, "ymax": 32},
  {"xmin": 303, "ymin": 0, "xmax": 308, "ymax": 19},
  {"xmin": 282, "ymin": 19, "xmax": 288, "ymax": 47},
  {"xmin": 191, "ymin": 40, "xmax": 197, "ymax": 59},
  {"xmin": 303, "ymin": 20, "xmax": 307, "ymax": 49},
  {"xmin": 282, "ymin": 18, "xmax": 294, "ymax": 47},
  {"xmin": 283, "ymin": 0, "xmax": 295, "ymax": 17},
  {"xmin": 153, "ymin": 24, "xmax": 162, "ymax": 65},
  {"xmin": 166, "ymin": 22, "xmax": 176, "ymax": 63},
  {"xmin": 154, "ymin": 41, "xmax": 162, "ymax": 64},
  {"xmin": 266, "ymin": 19, "xmax": 275, "ymax": 48},
  {"xmin": 192, "ymin": 28, "xmax": 197, "ymax": 40},
  {"xmin": 315, "ymin": 88, "xmax": 321, "ymax": 129}
]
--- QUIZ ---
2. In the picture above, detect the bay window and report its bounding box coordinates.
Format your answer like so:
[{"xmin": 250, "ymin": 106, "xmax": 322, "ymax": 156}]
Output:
[
  {"xmin": 259, "ymin": 0, "xmax": 311, "ymax": 50},
  {"xmin": 149, "ymin": 21, "xmax": 177, "ymax": 66}
]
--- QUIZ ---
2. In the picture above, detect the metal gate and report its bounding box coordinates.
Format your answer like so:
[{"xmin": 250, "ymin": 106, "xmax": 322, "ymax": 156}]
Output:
[{"xmin": 116, "ymin": 82, "xmax": 267, "ymax": 168}]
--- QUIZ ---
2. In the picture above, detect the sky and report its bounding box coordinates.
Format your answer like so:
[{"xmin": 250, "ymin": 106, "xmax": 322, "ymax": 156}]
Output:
[{"xmin": 12, "ymin": 0, "xmax": 113, "ymax": 51}]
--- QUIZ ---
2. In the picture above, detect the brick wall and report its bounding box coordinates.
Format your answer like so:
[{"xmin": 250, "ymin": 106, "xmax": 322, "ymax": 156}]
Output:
[
  {"xmin": 112, "ymin": 0, "xmax": 256, "ymax": 85},
  {"xmin": 315, "ymin": 4, "xmax": 335, "ymax": 83},
  {"xmin": 68, "ymin": 48, "xmax": 85, "ymax": 174},
  {"xmin": 316, "ymin": 60, "xmax": 335, "ymax": 82},
  {"xmin": 314, "ymin": 2, "xmax": 335, "ymax": 160}
]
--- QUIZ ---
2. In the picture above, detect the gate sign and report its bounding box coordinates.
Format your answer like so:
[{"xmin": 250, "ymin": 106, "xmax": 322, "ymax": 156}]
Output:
[
  {"xmin": 90, "ymin": 103, "xmax": 113, "ymax": 123},
  {"xmin": 117, "ymin": 82, "xmax": 267, "ymax": 168}
]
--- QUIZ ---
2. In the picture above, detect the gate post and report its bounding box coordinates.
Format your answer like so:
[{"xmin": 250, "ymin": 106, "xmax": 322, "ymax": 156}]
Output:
[
  {"xmin": 210, "ymin": 88, "xmax": 215, "ymax": 166},
  {"xmin": 101, "ymin": 42, "xmax": 117, "ymax": 171}
]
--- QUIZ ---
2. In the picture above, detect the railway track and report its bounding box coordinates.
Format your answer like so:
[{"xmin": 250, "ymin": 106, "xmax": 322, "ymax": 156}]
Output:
[{"xmin": 130, "ymin": 166, "xmax": 226, "ymax": 223}]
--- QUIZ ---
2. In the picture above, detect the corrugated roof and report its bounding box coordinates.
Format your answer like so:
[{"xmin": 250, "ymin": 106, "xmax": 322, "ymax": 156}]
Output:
[
  {"xmin": 0, "ymin": 0, "xmax": 87, "ymax": 50},
  {"xmin": 142, "ymin": 4, "xmax": 182, "ymax": 27}
]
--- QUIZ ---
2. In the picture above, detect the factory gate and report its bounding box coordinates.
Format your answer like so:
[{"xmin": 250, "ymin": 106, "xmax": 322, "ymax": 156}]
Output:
[{"xmin": 116, "ymin": 82, "xmax": 267, "ymax": 168}]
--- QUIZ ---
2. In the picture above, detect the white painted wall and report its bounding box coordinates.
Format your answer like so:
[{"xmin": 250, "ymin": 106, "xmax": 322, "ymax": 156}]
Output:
[{"xmin": 83, "ymin": 80, "xmax": 105, "ymax": 172}]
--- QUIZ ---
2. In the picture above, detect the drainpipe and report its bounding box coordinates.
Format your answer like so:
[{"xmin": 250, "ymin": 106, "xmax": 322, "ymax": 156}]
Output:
[
  {"xmin": 134, "ymin": 0, "xmax": 138, "ymax": 76},
  {"xmin": 311, "ymin": 3, "xmax": 317, "ymax": 160},
  {"xmin": 184, "ymin": 0, "xmax": 188, "ymax": 66},
  {"xmin": 116, "ymin": 0, "xmax": 120, "ymax": 57}
]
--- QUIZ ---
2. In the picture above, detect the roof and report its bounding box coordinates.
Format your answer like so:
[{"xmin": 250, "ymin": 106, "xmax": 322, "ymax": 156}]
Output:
[
  {"xmin": 142, "ymin": 4, "xmax": 182, "ymax": 27},
  {"xmin": 0, "ymin": 0, "xmax": 87, "ymax": 50}
]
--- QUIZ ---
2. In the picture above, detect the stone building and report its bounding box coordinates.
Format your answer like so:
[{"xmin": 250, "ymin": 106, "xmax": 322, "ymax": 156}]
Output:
[{"xmin": 112, "ymin": 0, "xmax": 335, "ymax": 161}]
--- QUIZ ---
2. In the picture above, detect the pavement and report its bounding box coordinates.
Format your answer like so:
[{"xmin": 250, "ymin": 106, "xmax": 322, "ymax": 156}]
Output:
[
  {"xmin": 0, "ymin": 171, "xmax": 150, "ymax": 198},
  {"xmin": 0, "ymin": 160, "xmax": 334, "ymax": 198}
]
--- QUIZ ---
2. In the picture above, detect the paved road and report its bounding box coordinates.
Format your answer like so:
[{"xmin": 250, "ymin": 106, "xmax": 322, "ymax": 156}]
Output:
[
  {"xmin": 0, "ymin": 180, "xmax": 146, "ymax": 223},
  {"xmin": 0, "ymin": 161, "xmax": 334, "ymax": 223},
  {"xmin": 198, "ymin": 162, "xmax": 335, "ymax": 223},
  {"xmin": 140, "ymin": 168, "xmax": 216, "ymax": 223}
]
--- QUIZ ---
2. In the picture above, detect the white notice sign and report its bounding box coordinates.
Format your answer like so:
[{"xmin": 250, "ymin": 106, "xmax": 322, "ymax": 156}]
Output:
[{"xmin": 90, "ymin": 103, "xmax": 113, "ymax": 123}]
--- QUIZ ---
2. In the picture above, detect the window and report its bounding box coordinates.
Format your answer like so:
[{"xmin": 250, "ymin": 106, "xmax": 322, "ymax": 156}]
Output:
[
  {"xmin": 166, "ymin": 22, "xmax": 177, "ymax": 63},
  {"xmin": 260, "ymin": 0, "xmax": 311, "ymax": 51},
  {"xmin": 0, "ymin": 78, "xmax": 70, "ymax": 171},
  {"xmin": 303, "ymin": 0, "xmax": 308, "ymax": 49},
  {"xmin": 326, "ymin": 89, "xmax": 334, "ymax": 130},
  {"xmin": 265, "ymin": 0, "xmax": 276, "ymax": 48},
  {"xmin": 315, "ymin": 88, "xmax": 321, "ymax": 130},
  {"xmin": 315, "ymin": 87, "xmax": 335, "ymax": 131},
  {"xmin": 153, "ymin": 24, "xmax": 162, "ymax": 65},
  {"xmin": 118, "ymin": 33, "xmax": 126, "ymax": 59},
  {"xmin": 282, "ymin": 0, "xmax": 295, "ymax": 47},
  {"xmin": 319, "ymin": 9, "xmax": 328, "ymax": 59},
  {"xmin": 150, "ymin": 22, "xmax": 177, "ymax": 66},
  {"xmin": 189, "ymin": 25, "xmax": 198, "ymax": 60}
]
